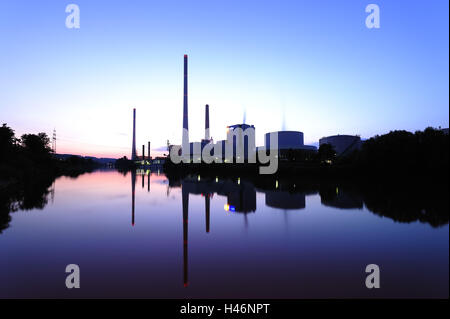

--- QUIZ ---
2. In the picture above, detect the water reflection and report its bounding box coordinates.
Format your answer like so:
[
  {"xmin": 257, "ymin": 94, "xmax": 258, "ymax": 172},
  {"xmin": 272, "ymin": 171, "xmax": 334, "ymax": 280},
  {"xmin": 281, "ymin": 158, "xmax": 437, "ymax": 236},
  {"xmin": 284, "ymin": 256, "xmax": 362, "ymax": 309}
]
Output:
[
  {"xmin": 263, "ymin": 180, "xmax": 306, "ymax": 210},
  {"xmin": 161, "ymin": 173, "xmax": 449, "ymax": 288},
  {"xmin": 320, "ymin": 185, "xmax": 364, "ymax": 209},
  {"xmin": 177, "ymin": 176, "xmax": 258, "ymax": 287},
  {"xmin": 0, "ymin": 170, "xmax": 448, "ymax": 297},
  {"xmin": 2, "ymin": 171, "xmax": 448, "ymax": 236},
  {"xmin": 0, "ymin": 175, "xmax": 55, "ymax": 233},
  {"xmin": 131, "ymin": 170, "xmax": 136, "ymax": 226}
]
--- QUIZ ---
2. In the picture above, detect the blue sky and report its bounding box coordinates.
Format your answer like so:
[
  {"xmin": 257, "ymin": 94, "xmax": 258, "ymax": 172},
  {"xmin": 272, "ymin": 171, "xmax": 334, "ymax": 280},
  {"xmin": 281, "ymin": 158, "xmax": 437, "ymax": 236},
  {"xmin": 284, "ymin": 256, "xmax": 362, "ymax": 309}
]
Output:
[{"xmin": 0, "ymin": 0, "xmax": 448, "ymax": 157}]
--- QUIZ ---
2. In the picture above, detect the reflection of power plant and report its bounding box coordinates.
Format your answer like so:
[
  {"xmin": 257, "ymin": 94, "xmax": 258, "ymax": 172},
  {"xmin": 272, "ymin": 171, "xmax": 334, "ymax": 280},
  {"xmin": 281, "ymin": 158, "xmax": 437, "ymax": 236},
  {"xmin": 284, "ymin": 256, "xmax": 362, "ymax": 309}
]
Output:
[
  {"xmin": 205, "ymin": 194, "xmax": 210, "ymax": 233},
  {"xmin": 265, "ymin": 190, "xmax": 305, "ymax": 210},
  {"xmin": 182, "ymin": 186, "xmax": 189, "ymax": 287},
  {"xmin": 130, "ymin": 169, "xmax": 151, "ymax": 227},
  {"xmin": 131, "ymin": 170, "xmax": 136, "ymax": 226},
  {"xmin": 177, "ymin": 175, "xmax": 257, "ymax": 287},
  {"xmin": 261, "ymin": 180, "xmax": 311, "ymax": 210},
  {"xmin": 319, "ymin": 185, "xmax": 363, "ymax": 209},
  {"xmin": 131, "ymin": 173, "xmax": 365, "ymax": 288},
  {"xmin": 181, "ymin": 176, "xmax": 256, "ymax": 214}
]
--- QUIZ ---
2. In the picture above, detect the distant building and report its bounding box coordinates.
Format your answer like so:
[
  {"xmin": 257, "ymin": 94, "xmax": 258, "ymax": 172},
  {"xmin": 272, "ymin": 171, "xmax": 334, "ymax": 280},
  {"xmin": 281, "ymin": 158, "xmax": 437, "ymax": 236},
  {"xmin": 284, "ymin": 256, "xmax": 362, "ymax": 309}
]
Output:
[
  {"xmin": 319, "ymin": 135, "xmax": 362, "ymax": 156},
  {"xmin": 263, "ymin": 131, "xmax": 317, "ymax": 161}
]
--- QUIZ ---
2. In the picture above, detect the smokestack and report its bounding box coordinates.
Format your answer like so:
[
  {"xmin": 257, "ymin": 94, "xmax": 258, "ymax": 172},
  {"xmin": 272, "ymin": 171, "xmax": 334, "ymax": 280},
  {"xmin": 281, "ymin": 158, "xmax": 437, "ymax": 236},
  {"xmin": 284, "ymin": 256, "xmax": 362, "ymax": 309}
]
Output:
[
  {"xmin": 205, "ymin": 104, "xmax": 210, "ymax": 140},
  {"xmin": 182, "ymin": 54, "xmax": 189, "ymax": 157},
  {"xmin": 142, "ymin": 144, "xmax": 145, "ymax": 161},
  {"xmin": 148, "ymin": 141, "xmax": 150, "ymax": 160},
  {"xmin": 131, "ymin": 108, "xmax": 137, "ymax": 160}
]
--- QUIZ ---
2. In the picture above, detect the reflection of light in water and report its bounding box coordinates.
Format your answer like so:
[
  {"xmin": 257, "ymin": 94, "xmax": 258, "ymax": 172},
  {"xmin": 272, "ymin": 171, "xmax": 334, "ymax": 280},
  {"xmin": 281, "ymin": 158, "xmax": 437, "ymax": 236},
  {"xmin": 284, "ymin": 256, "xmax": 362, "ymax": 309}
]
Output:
[
  {"xmin": 237, "ymin": 177, "xmax": 240, "ymax": 185},
  {"xmin": 224, "ymin": 204, "xmax": 236, "ymax": 212},
  {"xmin": 276, "ymin": 180, "xmax": 278, "ymax": 189},
  {"xmin": 198, "ymin": 175, "xmax": 201, "ymax": 181},
  {"xmin": 215, "ymin": 177, "xmax": 218, "ymax": 183}
]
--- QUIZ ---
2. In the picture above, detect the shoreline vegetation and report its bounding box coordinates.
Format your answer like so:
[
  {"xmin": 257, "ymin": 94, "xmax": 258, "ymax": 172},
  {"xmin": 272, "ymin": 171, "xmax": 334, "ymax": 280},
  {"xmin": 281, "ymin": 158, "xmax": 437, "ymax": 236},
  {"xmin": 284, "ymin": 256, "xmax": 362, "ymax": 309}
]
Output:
[
  {"xmin": 0, "ymin": 124, "xmax": 102, "ymax": 232},
  {"xmin": 0, "ymin": 124, "xmax": 101, "ymax": 187}
]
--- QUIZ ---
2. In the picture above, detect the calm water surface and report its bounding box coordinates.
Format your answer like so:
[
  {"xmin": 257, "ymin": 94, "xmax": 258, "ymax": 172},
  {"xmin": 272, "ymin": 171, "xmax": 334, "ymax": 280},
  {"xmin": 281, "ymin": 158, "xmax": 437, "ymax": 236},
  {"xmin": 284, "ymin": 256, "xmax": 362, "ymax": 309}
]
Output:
[{"xmin": 0, "ymin": 170, "xmax": 448, "ymax": 298}]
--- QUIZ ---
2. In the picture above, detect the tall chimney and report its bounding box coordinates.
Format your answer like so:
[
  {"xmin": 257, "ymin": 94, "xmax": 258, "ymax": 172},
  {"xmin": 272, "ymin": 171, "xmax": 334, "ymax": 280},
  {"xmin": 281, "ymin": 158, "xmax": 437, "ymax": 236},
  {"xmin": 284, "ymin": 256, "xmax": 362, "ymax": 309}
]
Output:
[
  {"xmin": 142, "ymin": 144, "xmax": 145, "ymax": 161},
  {"xmin": 205, "ymin": 104, "xmax": 210, "ymax": 140},
  {"xmin": 148, "ymin": 141, "xmax": 151, "ymax": 159},
  {"xmin": 182, "ymin": 54, "xmax": 189, "ymax": 157},
  {"xmin": 131, "ymin": 108, "xmax": 137, "ymax": 160}
]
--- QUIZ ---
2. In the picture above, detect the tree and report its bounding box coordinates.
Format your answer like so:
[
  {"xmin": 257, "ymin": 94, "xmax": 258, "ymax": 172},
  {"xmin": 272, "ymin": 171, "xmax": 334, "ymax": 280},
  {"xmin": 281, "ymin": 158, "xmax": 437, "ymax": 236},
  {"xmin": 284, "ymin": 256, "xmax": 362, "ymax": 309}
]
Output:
[
  {"xmin": 21, "ymin": 133, "xmax": 52, "ymax": 155},
  {"xmin": 0, "ymin": 124, "xmax": 18, "ymax": 163}
]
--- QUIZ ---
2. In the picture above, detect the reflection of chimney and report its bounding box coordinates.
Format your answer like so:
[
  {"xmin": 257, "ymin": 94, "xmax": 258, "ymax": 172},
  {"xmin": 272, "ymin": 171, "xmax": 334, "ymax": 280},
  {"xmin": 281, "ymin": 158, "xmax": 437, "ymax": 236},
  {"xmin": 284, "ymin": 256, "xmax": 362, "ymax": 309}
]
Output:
[
  {"xmin": 142, "ymin": 145, "xmax": 145, "ymax": 161},
  {"xmin": 147, "ymin": 173, "xmax": 150, "ymax": 192},
  {"xmin": 131, "ymin": 171, "xmax": 136, "ymax": 226},
  {"xmin": 142, "ymin": 173, "xmax": 144, "ymax": 189},
  {"xmin": 205, "ymin": 195, "xmax": 210, "ymax": 233},
  {"xmin": 205, "ymin": 104, "xmax": 210, "ymax": 140},
  {"xmin": 182, "ymin": 186, "xmax": 189, "ymax": 287},
  {"xmin": 131, "ymin": 109, "xmax": 137, "ymax": 160},
  {"xmin": 182, "ymin": 55, "xmax": 189, "ymax": 156}
]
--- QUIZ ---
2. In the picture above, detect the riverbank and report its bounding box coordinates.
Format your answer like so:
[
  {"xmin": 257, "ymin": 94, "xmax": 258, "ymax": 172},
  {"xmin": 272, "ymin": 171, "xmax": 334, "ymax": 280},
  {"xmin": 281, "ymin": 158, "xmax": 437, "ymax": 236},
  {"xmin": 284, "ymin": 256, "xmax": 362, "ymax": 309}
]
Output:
[{"xmin": 164, "ymin": 127, "xmax": 449, "ymax": 182}]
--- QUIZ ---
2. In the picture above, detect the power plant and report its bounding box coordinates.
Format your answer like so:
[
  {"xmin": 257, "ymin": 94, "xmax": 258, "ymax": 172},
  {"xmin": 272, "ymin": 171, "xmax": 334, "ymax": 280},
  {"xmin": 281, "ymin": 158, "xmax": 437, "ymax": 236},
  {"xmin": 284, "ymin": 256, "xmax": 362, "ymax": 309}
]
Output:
[
  {"xmin": 172, "ymin": 54, "xmax": 323, "ymax": 162},
  {"xmin": 319, "ymin": 135, "xmax": 362, "ymax": 156},
  {"xmin": 129, "ymin": 108, "xmax": 165, "ymax": 167},
  {"xmin": 132, "ymin": 54, "xmax": 366, "ymax": 166}
]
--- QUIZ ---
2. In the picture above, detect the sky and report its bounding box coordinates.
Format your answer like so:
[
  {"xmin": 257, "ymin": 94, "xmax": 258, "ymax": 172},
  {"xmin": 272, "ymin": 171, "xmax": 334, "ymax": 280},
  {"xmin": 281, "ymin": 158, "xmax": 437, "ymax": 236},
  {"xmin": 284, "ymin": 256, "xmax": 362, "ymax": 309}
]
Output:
[{"xmin": 0, "ymin": 0, "xmax": 448, "ymax": 158}]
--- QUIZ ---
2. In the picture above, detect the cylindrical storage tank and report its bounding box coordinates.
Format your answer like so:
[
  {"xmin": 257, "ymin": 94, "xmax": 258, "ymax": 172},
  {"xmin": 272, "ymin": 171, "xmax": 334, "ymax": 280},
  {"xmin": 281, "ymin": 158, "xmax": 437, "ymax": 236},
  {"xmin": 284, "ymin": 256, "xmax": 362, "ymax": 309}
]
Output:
[
  {"xmin": 265, "ymin": 131, "xmax": 304, "ymax": 150},
  {"xmin": 319, "ymin": 135, "xmax": 361, "ymax": 155}
]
